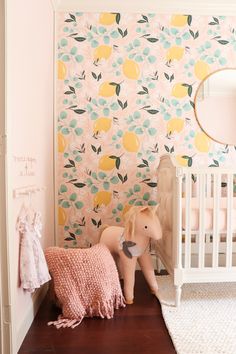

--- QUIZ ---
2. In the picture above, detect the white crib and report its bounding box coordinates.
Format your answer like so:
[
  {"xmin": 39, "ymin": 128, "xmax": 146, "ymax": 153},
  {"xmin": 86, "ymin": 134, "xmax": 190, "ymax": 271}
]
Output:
[{"xmin": 156, "ymin": 154, "xmax": 236, "ymax": 306}]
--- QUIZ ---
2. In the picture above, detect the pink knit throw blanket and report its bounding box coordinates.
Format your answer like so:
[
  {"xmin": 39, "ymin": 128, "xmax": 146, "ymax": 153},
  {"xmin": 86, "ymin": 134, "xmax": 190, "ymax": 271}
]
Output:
[{"xmin": 45, "ymin": 244, "xmax": 125, "ymax": 328}]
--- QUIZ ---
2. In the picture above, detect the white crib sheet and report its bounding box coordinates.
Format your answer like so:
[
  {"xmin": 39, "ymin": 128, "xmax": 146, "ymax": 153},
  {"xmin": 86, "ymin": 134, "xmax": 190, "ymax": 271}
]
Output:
[{"xmin": 160, "ymin": 196, "xmax": 236, "ymax": 232}]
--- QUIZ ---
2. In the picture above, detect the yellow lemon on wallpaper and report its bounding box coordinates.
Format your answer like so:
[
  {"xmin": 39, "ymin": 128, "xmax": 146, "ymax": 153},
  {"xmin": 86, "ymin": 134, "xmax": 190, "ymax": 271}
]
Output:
[
  {"xmin": 122, "ymin": 204, "xmax": 132, "ymax": 216},
  {"xmin": 98, "ymin": 155, "xmax": 116, "ymax": 171},
  {"xmin": 167, "ymin": 118, "xmax": 185, "ymax": 135},
  {"xmin": 122, "ymin": 59, "xmax": 140, "ymax": 80},
  {"xmin": 94, "ymin": 45, "xmax": 112, "ymax": 60},
  {"xmin": 175, "ymin": 155, "xmax": 189, "ymax": 167},
  {"xmin": 99, "ymin": 82, "xmax": 116, "ymax": 97},
  {"xmin": 57, "ymin": 60, "xmax": 67, "ymax": 80},
  {"xmin": 99, "ymin": 13, "xmax": 116, "ymax": 25},
  {"xmin": 194, "ymin": 132, "xmax": 211, "ymax": 152},
  {"xmin": 122, "ymin": 132, "xmax": 140, "ymax": 153},
  {"xmin": 170, "ymin": 15, "xmax": 188, "ymax": 27},
  {"xmin": 194, "ymin": 60, "xmax": 210, "ymax": 81},
  {"xmin": 58, "ymin": 132, "xmax": 67, "ymax": 153},
  {"xmin": 58, "ymin": 207, "xmax": 67, "ymax": 226},
  {"xmin": 166, "ymin": 46, "xmax": 184, "ymax": 61},
  {"xmin": 94, "ymin": 191, "xmax": 112, "ymax": 207},
  {"xmin": 171, "ymin": 83, "xmax": 188, "ymax": 98},
  {"xmin": 93, "ymin": 117, "xmax": 112, "ymax": 134}
]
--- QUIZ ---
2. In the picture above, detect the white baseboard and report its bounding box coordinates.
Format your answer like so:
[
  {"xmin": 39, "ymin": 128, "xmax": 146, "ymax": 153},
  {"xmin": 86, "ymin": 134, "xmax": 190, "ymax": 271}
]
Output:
[{"xmin": 16, "ymin": 284, "xmax": 48, "ymax": 353}]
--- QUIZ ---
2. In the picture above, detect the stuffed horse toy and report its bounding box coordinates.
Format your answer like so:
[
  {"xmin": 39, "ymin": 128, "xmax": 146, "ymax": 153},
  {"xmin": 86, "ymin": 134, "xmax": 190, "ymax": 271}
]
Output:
[{"xmin": 99, "ymin": 205, "xmax": 162, "ymax": 304}]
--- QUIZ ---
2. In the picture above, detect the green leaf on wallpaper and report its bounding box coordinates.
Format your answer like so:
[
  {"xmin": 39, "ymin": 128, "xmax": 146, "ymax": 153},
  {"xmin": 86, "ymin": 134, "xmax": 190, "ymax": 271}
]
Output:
[
  {"xmin": 146, "ymin": 37, "xmax": 158, "ymax": 43},
  {"xmin": 115, "ymin": 157, "xmax": 121, "ymax": 170},
  {"xmin": 129, "ymin": 199, "xmax": 137, "ymax": 205},
  {"xmin": 143, "ymin": 47, "xmax": 150, "ymax": 55},
  {"xmin": 217, "ymin": 40, "xmax": 229, "ymax": 45},
  {"xmin": 75, "ymin": 156, "xmax": 82, "ymax": 162},
  {"xmin": 98, "ymin": 172, "xmax": 106, "ymax": 180},
  {"xmin": 148, "ymin": 128, "xmax": 157, "ymax": 136},
  {"xmin": 60, "ymin": 111, "xmax": 67, "ymax": 119},
  {"xmin": 111, "ymin": 30, "xmax": 119, "ymax": 38},
  {"xmin": 176, "ymin": 109, "xmax": 182, "ymax": 117},
  {"xmin": 91, "ymin": 185, "xmax": 99, "ymax": 194},
  {"xmin": 91, "ymin": 218, "xmax": 97, "ymax": 226},
  {"xmin": 135, "ymin": 127, "xmax": 143, "ymax": 135},
  {"xmin": 103, "ymin": 36, "xmax": 110, "ymax": 44},
  {"xmin": 75, "ymin": 229, "xmax": 82, "ymax": 235},
  {"xmin": 110, "ymin": 102, "xmax": 119, "ymax": 111},
  {"xmin": 75, "ymin": 55, "xmax": 84, "ymax": 63},
  {"xmin": 116, "ymin": 84, "xmax": 121, "ymax": 96},
  {"xmin": 117, "ymin": 203, "xmax": 123, "ymax": 211},
  {"xmin": 103, "ymin": 181, "xmax": 110, "ymax": 190},
  {"xmin": 70, "ymin": 46, "xmax": 77, "ymax": 55},
  {"xmin": 115, "ymin": 13, "xmax": 121, "ymax": 24},
  {"xmin": 143, "ymin": 192, "xmax": 150, "ymax": 201},
  {"xmin": 148, "ymin": 155, "xmax": 156, "ymax": 162},
  {"xmin": 62, "ymin": 55, "xmax": 70, "ymax": 62},
  {"xmin": 219, "ymin": 57, "xmax": 227, "ymax": 65},
  {"xmin": 62, "ymin": 201, "xmax": 70, "ymax": 208},
  {"xmin": 148, "ymin": 200, "xmax": 157, "ymax": 206},
  {"xmin": 69, "ymin": 119, "xmax": 77, "ymax": 128},
  {"xmin": 98, "ymin": 26, "xmax": 106, "ymax": 34},
  {"xmin": 147, "ymin": 109, "xmax": 159, "ymax": 115},
  {"xmin": 103, "ymin": 108, "xmax": 110, "ymax": 116},
  {"xmin": 190, "ymin": 101, "xmax": 195, "ymax": 109},
  {"xmin": 74, "ymin": 37, "xmax": 86, "ymax": 42},
  {"xmin": 75, "ymin": 128, "xmax": 83, "ymax": 136},
  {"xmin": 69, "ymin": 13, "xmax": 76, "ymax": 21},
  {"xmin": 135, "ymin": 55, "xmax": 143, "ymax": 62},
  {"xmin": 91, "ymin": 172, "xmax": 98, "ymax": 180},
  {"xmin": 110, "ymin": 176, "xmax": 119, "ymax": 184},
  {"xmin": 60, "ymin": 184, "xmax": 68, "ymax": 193},
  {"xmin": 61, "ymin": 127, "xmax": 70, "ymax": 135},
  {"xmin": 98, "ymin": 98, "xmax": 106, "ymax": 106},
  {"xmin": 143, "ymin": 119, "xmax": 150, "ymax": 128},
  {"xmin": 183, "ymin": 103, "xmax": 191, "ymax": 111},
  {"xmin": 147, "ymin": 182, "xmax": 157, "ymax": 188},
  {"xmin": 69, "ymin": 193, "xmax": 77, "ymax": 201},
  {"xmin": 134, "ymin": 184, "xmax": 141, "ymax": 192},
  {"xmin": 61, "ymin": 38, "xmax": 68, "ymax": 47},
  {"xmin": 74, "ymin": 109, "xmax": 86, "ymax": 115},
  {"xmin": 75, "ymin": 201, "xmax": 84, "ymax": 209},
  {"xmin": 187, "ymin": 15, "xmax": 192, "ymax": 26}
]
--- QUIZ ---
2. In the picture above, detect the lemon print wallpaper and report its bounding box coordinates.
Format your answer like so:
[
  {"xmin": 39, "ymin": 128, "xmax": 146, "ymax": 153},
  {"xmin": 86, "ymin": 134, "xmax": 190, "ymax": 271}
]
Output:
[{"xmin": 57, "ymin": 12, "xmax": 236, "ymax": 247}]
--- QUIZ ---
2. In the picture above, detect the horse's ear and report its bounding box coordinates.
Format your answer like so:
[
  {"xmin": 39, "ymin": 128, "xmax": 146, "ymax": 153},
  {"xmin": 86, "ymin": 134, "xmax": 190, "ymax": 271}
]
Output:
[
  {"xmin": 124, "ymin": 206, "xmax": 137, "ymax": 242},
  {"xmin": 124, "ymin": 213, "xmax": 136, "ymax": 242}
]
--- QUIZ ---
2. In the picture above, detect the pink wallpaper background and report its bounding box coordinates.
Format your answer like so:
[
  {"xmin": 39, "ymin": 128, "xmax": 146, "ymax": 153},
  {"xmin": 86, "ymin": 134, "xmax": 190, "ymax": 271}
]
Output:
[{"xmin": 56, "ymin": 12, "xmax": 236, "ymax": 247}]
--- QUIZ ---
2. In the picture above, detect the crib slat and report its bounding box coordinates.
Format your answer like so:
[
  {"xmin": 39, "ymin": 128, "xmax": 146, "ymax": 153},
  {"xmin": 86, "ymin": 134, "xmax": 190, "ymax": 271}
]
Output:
[
  {"xmin": 173, "ymin": 170, "xmax": 183, "ymax": 271},
  {"xmin": 213, "ymin": 174, "xmax": 220, "ymax": 268},
  {"xmin": 206, "ymin": 174, "xmax": 212, "ymax": 197},
  {"xmin": 199, "ymin": 173, "xmax": 206, "ymax": 268},
  {"xmin": 226, "ymin": 174, "xmax": 233, "ymax": 267},
  {"xmin": 184, "ymin": 173, "xmax": 191, "ymax": 268}
]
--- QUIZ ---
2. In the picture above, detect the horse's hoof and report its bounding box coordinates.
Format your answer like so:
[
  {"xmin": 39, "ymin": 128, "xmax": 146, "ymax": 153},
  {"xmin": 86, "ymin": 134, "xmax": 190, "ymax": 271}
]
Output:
[{"xmin": 125, "ymin": 298, "xmax": 134, "ymax": 305}]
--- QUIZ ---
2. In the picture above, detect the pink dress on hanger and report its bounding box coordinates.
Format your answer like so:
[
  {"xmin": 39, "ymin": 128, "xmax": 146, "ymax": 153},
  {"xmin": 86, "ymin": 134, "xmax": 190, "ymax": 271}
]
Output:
[{"xmin": 17, "ymin": 212, "xmax": 51, "ymax": 293}]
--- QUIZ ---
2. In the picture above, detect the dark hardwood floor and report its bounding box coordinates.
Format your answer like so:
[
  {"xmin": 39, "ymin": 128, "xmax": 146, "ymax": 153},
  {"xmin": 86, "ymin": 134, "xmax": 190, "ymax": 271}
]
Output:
[{"xmin": 18, "ymin": 271, "xmax": 176, "ymax": 354}]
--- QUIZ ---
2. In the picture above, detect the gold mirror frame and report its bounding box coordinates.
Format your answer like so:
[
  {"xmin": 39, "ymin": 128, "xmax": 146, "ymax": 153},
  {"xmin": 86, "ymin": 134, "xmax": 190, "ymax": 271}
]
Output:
[{"xmin": 194, "ymin": 67, "xmax": 236, "ymax": 146}]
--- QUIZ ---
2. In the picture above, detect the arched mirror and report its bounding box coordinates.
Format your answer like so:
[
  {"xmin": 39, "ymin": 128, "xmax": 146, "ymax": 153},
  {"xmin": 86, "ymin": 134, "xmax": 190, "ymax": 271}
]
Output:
[{"xmin": 194, "ymin": 68, "xmax": 236, "ymax": 145}]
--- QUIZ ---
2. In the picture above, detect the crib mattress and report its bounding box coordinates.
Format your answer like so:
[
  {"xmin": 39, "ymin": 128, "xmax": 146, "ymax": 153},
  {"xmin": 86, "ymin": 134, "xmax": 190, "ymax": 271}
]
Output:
[{"xmin": 161, "ymin": 196, "xmax": 236, "ymax": 232}]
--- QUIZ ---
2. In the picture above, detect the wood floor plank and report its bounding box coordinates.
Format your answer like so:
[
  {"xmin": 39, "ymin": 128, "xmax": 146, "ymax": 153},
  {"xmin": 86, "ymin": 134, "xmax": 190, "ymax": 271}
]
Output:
[{"xmin": 18, "ymin": 271, "xmax": 176, "ymax": 354}]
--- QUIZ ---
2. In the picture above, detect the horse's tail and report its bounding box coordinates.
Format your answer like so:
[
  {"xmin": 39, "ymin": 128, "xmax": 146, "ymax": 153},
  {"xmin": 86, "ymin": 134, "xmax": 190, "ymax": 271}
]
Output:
[{"xmin": 98, "ymin": 224, "xmax": 109, "ymax": 242}]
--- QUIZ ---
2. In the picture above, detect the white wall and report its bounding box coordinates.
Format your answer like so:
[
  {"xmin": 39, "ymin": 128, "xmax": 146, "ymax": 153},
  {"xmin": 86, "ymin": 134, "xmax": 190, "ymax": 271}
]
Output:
[{"xmin": 6, "ymin": 0, "xmax": 54, "ymax": 352}]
